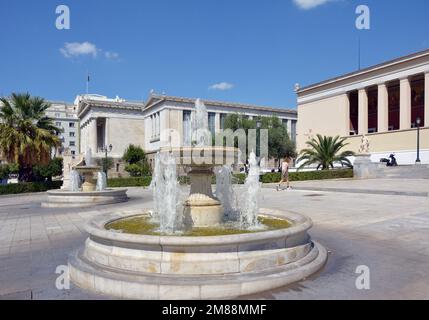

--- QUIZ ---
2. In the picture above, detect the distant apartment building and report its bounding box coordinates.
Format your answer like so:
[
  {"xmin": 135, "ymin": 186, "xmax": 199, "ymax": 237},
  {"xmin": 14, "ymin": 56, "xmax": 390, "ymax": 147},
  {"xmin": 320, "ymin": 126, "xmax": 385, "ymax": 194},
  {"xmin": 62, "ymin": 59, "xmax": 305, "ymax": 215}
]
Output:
[{"xmin": 45, "ymin": 102, "xmax": 80, "ymax": 157}]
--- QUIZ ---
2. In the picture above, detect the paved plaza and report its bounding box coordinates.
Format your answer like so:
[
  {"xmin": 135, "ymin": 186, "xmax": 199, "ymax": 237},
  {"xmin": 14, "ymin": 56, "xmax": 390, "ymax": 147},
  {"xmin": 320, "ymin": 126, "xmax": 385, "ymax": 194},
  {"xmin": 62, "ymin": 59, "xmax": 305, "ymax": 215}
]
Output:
[{"xmin": 0, "ymin": 179, "xmax": 429, "ymax": 300}]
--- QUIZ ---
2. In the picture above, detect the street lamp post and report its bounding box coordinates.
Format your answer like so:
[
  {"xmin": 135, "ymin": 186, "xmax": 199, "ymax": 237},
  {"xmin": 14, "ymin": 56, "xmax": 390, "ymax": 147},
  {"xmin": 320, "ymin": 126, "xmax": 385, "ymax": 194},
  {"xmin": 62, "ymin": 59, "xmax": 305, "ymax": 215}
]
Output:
[
  {"xmin": 416, "ymin": 117, "xmax": 421, "ymax": 164},
  {"xmin": 102, "ymin": 144, "xmax": 113, "ymax": 178}
]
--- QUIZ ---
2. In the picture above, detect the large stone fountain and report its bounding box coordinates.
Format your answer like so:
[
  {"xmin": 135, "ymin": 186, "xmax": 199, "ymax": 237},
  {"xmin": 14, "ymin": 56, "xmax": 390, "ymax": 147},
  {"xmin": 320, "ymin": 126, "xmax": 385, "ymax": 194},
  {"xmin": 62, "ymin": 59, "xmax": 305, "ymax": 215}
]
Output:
[
  {"xmin": 42, "ymin": 148, "xmax": 128, "ymax": 208},
  {"xmin": 68, "ymin": 99, "xmax": 327, "ymax": 299}
]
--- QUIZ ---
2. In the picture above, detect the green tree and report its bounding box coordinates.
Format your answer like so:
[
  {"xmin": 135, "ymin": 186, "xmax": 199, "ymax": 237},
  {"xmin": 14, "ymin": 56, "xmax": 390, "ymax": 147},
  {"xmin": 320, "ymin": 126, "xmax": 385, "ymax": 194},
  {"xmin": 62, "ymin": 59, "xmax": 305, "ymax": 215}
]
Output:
[
  {"xmin": 259, "ymin": 116, "xmax": 297, "ymax": 164},
  {"xmin": 123, "ymin": 144, "xmax": 150, "ymax": 177},
  {"xmin": 0, "ymin": 93, "xmax": 61, "ymax": 181},
  {"xmin": 222, "ymin": 114, "xmax": 296, "ymax": 164},
  {"xmin": 123, "ymin": 144, "xmax": 147, "ymax": 164},
  {"xmin": 96, "ymin": 157, "xmax": 114, "ymax": 175},
  {"xmin": 33, "ymin": 157, "xmax": 63, "ymax": 182},
  {"xmin": 297, "ymin": 134, "xmax": 355, "ymax": 170}
]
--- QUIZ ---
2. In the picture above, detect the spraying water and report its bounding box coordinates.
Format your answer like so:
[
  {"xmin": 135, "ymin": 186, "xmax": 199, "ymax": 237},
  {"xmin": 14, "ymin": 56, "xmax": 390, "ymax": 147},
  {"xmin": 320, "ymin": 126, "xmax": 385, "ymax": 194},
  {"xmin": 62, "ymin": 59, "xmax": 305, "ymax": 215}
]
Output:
[
  {"xmin": 96, "ymin": 172, "xmax": 107, "ymax": 191},
  {"xmin": 85, "ymin": 147, "xmax": 93, "ymax": 166},
  {"xmin": 150, "ymin": 152, "xmax": 182, "ymax": 233},
  {"xmin": 192, "ymin": 99, "xmax": 210, "ymax": 147},
  {"xmin": 215, "ymin": 165, "xmax": 239, "ymax": 221},
  {"xmin": 70, "ymin": 170, "xmax": 81, "ymax": 192},
  {"xmin": 240, "ymin": 152, "xmax": 261, "ymax": 228}
]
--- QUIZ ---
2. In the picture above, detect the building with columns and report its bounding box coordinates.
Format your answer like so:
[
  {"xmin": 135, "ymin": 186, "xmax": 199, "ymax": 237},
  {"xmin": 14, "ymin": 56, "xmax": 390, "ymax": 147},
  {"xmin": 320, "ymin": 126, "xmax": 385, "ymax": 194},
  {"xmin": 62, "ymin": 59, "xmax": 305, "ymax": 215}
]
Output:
[
  {"xmin": 297, "ymin": 49, "xmax": 429, "ymax": 165},
  {"xmin": 76, "ymin": 93, "xmax": 297, "ymax": 177}
]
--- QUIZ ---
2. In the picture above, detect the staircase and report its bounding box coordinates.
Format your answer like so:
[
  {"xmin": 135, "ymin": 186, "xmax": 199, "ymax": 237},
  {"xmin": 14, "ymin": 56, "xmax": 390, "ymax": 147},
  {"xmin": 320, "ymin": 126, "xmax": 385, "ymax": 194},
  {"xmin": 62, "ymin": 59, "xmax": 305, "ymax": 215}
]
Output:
[{"xmin": 375, "ymin": 165, "xmax": 429, "ymax": 179}]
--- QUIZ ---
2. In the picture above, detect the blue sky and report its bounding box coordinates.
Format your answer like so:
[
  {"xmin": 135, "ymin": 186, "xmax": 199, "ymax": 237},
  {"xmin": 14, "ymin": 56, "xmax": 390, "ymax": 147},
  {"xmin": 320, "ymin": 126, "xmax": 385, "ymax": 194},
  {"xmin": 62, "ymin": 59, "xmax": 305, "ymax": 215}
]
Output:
[{"xmin": 0, "ymin": 0, "xmax": 428, "ymax": 108}]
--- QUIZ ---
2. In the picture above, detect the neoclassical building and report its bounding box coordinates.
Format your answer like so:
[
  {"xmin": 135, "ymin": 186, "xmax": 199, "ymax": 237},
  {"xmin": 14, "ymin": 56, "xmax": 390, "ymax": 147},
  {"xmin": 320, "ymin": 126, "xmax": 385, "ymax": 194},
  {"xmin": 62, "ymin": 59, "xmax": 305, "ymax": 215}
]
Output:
[
  {"xmin": 297, "ymin": 49, "xmax": 429, "ymax": 164},
  {"xmin": 76, "ymin": 93, "xmax": 297, "ymax": 176}
]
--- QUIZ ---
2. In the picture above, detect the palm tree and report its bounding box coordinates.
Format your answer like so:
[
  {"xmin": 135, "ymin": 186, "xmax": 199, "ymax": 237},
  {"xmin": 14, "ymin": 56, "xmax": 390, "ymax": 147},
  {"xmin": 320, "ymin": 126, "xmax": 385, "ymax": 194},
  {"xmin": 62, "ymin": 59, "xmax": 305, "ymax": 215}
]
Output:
[
  {"xmin": 297, "ymin": 134, "xmax": 355, "ymax": 170},
  {"xmin": 0, "ymin": 93, "xmax": 61, "ymax": 181}
]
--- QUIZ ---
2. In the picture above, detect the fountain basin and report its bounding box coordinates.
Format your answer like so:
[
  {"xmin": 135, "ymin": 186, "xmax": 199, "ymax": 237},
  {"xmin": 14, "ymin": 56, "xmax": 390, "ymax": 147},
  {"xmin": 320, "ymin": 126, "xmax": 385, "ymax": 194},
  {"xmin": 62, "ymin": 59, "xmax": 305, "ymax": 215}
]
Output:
[
  {"xmin": 68, "ymin": 208, "xmax": 328, "ymax": 299},
  {"xmin": 41, "ymin": 189, "xmax": 128, "ymax": 208}
]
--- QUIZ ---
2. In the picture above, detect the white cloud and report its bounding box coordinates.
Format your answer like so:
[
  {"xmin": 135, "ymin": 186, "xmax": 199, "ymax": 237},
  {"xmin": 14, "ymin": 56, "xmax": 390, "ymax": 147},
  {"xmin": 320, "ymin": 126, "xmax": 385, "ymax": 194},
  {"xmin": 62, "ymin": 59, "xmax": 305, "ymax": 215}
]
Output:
[
  {"xmin": 60, "ymin": 42, "xmax": 98, "ymax": 58},
  {"xmin": 293, "ymin": 0, "xmax": 332, "ymax": 10},
  {"xmin": 105, "ymin": 51, "xmax": 120, "ymax": 60},
  {"xmin": 209, "ymin": 82, "xmax": 234, "ymax": 91}
]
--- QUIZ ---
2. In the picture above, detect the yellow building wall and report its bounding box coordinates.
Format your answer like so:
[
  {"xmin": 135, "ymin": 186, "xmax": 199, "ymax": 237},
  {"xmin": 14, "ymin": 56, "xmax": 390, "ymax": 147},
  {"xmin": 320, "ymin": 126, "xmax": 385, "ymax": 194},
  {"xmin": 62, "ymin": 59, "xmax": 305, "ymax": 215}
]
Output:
[
  {"xmin": 297, "ymin": 94, "xmax": 349, "ymax": 150},
  {"xmin": 345, "ymin": 128, "xmax": 429, "ymax": 154}
]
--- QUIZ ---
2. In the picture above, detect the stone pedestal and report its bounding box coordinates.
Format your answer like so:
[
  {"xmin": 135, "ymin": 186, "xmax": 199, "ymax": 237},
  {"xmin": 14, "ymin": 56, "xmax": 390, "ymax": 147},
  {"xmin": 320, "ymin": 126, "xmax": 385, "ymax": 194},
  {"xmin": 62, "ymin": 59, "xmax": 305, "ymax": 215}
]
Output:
[
  {"xmin": 354, "ymin": 154, "xmax": 377, "ymax": 179},
  {"xmin": 81, "ymin": 172, "xmax": 97, "ymax": 192},
  {"xmin": 185, "ymin": 168, "xmax": 224, "ymax": 227},
  {"xmin": 75, "ymin": 166, "xmax": 101, "ymax": 192}
]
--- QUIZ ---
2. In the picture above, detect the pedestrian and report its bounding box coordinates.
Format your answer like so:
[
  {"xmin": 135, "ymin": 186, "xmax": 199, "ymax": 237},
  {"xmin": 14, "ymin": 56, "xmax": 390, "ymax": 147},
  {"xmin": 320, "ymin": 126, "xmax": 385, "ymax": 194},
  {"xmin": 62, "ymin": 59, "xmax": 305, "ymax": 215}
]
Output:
[{"xmin": 276, "ymin": 158, "xmax": 291, "ymax": 191}]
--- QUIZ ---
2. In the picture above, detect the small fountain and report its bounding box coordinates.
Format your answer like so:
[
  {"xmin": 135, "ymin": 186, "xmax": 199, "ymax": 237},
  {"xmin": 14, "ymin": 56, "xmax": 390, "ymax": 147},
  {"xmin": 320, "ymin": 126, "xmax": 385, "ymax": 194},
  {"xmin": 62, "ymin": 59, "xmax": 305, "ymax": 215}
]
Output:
[
  {"xmin": 69, "ymin": 99, "xmax": 328, "ymax": 299},
  {"xmin": 42, "ymin": 148, "xmax": 128, "ymax": 208}
]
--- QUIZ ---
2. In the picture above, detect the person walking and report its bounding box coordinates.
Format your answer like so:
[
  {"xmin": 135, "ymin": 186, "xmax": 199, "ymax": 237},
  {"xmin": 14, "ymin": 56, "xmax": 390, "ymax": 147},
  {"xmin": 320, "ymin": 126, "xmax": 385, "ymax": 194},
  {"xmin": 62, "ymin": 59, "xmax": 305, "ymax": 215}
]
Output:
[{"xmin": 276, "ymin": 158, "xmax": 291, "ymax": 191}]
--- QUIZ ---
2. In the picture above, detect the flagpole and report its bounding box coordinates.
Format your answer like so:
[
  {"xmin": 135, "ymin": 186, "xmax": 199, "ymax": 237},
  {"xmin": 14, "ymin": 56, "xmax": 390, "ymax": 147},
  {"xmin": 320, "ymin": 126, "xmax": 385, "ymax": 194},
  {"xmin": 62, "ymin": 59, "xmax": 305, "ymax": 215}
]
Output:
[{"xmin": 86, "ymin": 71, "xmax": 89, "ymax": 95}]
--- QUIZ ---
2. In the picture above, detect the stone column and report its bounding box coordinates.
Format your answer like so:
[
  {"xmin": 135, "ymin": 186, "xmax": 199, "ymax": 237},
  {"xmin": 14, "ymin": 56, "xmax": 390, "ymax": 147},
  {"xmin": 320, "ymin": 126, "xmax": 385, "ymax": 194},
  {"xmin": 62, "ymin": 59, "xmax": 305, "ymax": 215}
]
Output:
[
  {"xmin": 105, "ymin": 118, "xmax": 110, "ymax": 149},
  {"xmin": 400, "ymin": 78, "xmax": 411, "ymax": 130},
  {"xmin": 378, "ymin": 83, "xmax": 389, "ymax": 132},
  {"xmin": 358, "ymin": 89, "xmax": 368, "ymax": 135},
  {"xmin": 215, "ymin": 113, "xmax": 221, "ymax": 132},
  {"xmin": 425, "ymin": 72, "xmax": 429, "ymax": 127},
  {"xmin": 89, "ymin": 118, "xmax": 97, "ymax": 153}
]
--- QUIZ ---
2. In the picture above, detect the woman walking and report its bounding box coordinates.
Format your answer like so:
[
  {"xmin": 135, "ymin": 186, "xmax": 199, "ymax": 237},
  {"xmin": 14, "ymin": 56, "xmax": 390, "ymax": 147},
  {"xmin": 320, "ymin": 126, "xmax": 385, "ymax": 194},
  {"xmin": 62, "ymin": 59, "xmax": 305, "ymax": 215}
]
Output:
[{"xmin": 276, "ymin": 158, "xmax": 291, "ymax": 191}]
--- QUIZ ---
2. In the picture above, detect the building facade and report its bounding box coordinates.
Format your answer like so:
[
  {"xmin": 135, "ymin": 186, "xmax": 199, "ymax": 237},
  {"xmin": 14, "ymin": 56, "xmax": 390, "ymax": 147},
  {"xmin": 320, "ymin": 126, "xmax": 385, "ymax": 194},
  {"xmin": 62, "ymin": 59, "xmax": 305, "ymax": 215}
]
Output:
[
  {"xmin": 76, "ymin": 93, "xmax": 297, "ymax": 177},
  {"xmin": 45, "ymin": 102, "xmax": 80, "ymax": 157},
  {"xmin": 297, "ymin": 49, "xmax": 429, "ymax": 165}
]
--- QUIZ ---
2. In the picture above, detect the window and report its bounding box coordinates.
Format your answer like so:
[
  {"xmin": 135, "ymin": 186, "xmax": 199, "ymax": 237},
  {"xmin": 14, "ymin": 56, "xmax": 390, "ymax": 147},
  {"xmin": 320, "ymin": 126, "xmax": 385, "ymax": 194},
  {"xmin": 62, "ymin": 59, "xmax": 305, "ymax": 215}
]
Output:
[
  {"xmin": 220, "ymin": 113, "xmax": 227, "ymax": 130},
  {"xmin": 69, "ymin": 141, "xmax": 75, "ymax": 147},
  {"xmin": 150, "ymin": 112, "xmax": 161, "ymax": 140},
  {"xmin": 208, "ymin": 112, "xmax": 216, "ymax": 136},
  {"xmin": 183, "ymin": 110, "xmax": 192, "ymax": 146},
  {"xmin": 69, "ymin": 122, "xmax": 75, "ymax": 128},
  {"xmin": 69, "ymin": 132, "xmax": 75, "ymax": 137},
  {"xmin": 71, "ymin": 151, "xmax": 76, "ymax": 155},
  {"xmin": 349, "ymin": 91, "xmax": 359, "ymax": 135},
  {"xmin": 282, "ymin": 119, "xmax": 289, "ymax": 128},
  {"xmin": 55, "ymin": 113, "xmax": 60, "ymax": 118},
  {"xmin": 291, "ymin": 120, "xmax": 297, "ymax": 143},
  {"xmin": 56, "ymin": 122, "xmax": 62, "ymax": 127}
]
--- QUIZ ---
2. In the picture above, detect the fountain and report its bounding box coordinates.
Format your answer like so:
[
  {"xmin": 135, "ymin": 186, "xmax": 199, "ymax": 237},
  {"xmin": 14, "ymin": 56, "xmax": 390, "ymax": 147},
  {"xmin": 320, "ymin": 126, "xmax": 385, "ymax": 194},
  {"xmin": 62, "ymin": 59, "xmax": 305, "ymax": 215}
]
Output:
[
  {"xmin": 42, "ymin": 148, "xmax": 128, "ymax": 208},
  {"xmin": 68, "ymin": 99, "xmax": 327, "ymax": 299}
]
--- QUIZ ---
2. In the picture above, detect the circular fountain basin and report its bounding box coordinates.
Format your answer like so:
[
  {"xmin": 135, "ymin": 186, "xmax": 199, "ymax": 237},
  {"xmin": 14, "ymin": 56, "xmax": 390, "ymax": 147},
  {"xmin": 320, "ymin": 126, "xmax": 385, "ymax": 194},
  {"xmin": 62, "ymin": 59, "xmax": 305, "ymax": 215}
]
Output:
[
  {"xmin": 68, "ymin": 209, "xmax": 328, "ymax": 299},
  {"xmin": 41, "ymin": 189, "xmax": 128, "ymax": 208}
]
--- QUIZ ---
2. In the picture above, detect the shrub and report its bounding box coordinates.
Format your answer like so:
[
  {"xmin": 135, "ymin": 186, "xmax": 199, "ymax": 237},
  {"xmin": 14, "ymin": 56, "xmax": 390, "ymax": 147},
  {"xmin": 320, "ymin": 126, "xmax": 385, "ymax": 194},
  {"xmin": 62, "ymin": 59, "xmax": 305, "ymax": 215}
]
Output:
[
  {"xmin": 125, "ymin": 162, "xmax": 151, "ymax": 177},
  {"xmin": 123, "ymin": 145, "xmax": 147, "ymax": 164},
  {"xmin": 0, "ymin": 181, "xmax": 62, "ymax": 195},
  {"xmin": 33, "ymin": 157, "xmax": 63, "ymax": 182},
  {"xmin": 260, "ymin": 169, "xmax": 353, "ymax": 183},
  {"xmin": 0, "ymin": 163, "xmax": 19, "ymax": 180}
]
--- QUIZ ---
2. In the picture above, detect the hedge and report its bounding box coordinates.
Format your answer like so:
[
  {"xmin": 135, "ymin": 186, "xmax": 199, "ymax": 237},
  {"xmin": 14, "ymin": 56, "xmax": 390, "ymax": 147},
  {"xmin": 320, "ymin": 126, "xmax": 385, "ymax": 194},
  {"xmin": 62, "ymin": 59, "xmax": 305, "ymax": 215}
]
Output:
[
  {"xmin": 0, "ymin": 181, "xmax": 63, "ymax": 195},
  {"xmin": 106, "ymin": 170, "xmax": 352, "ymax": 188},
  {"xmin": 107, "ymin": 176, "xmax": 153, "ymax": 188},
  {"xmin": 260, "ymin": 169, "xmax": 354, "ymax": 183}
]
